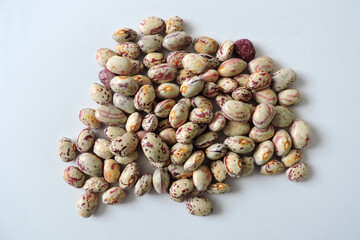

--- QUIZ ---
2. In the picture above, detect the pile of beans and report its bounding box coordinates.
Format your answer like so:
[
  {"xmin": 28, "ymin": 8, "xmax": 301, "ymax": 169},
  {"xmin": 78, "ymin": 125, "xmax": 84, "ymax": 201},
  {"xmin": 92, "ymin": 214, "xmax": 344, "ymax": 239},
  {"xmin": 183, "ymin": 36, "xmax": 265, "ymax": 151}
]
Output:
[{"xmin": 58, "ymin": 16, "xmax": 312, "ymax": 218}]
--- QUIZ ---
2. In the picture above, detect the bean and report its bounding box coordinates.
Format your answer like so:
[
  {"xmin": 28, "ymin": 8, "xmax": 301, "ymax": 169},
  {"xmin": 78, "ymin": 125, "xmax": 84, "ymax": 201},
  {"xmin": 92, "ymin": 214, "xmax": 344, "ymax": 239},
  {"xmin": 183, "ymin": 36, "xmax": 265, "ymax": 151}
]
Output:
[
  {"xmin": 156, "ymin": 83, "xmax": 180, "ymax": 99},
  {"xmin": 148, "ymin": 63, "xmax": 177, "ymax": 83},
  {"xmin": 193, "ymin": 165, "xmax": 212, "ymax": 191},
  {"xmin": 223, "ymin": 152, "xmax": 242, "ymax": 178},
  {"xmin": 139, "ymin": 16, "xmax": 165, "ymax": 35},
  {"xmin": 253, "ymin": 140, "xmax": 274, "ymax": 165},
  {"xmin": 271, "ymin": 68, "xmax": 296, "ymax": 92},
  {"xmin": 119, "ymin": 162, "xmax": 139, "ymax": 189},
  {"xmin": 143, "ymin": 52, "xmax": 166, "ymax": 69},
  {"xmin": 115, "ymin": 42, "xmax": 140, "ymax": 59},
  {"xmin": 77, "ymin": 192, "xmax": 98, "ymax": 218},
  {"xmin": 134, "ymin": 173, "xmax": 152, "ymax": 196},
  {"xmin": 286, "ymin": 162, "xmax": 308, "ymax": 182},
  {"xmin": 248, "ymin": 56, "xmax": 274, "ymax": 74},
  {"xmin": 216, "ymin": 40, "xmax": 234, "ymax": 62},
  {"xmin": 152, "ymin": 168, "xmax": 170, "ymax": 194},
  {"xmin": 207, "ymin": 183, "xmax": 230, "ymax": 194},
  {"xmin": 137, "ymin": 34, "xmax": 163, "ymax": 53},
  {"xmin": 103, "ymin": 159, "xmax": 121, "ymax": 183},
  {"xmin": 165, "ymin": 16, "xmax": 184, "ymax": 34},
  {"xmin": 63, "ymin": 166, "xmax": 85, "ymax": 188},
  {"xmin": 83, "ymin": 177, "xmax": 109, "ymax": 193},
  {"xmin": 289, "ymin": 119, "xmax": 312, "ymax": 149},
  {"xmin": 240, "ymin": 156, "xmax": 255, "ymax": 177},
  {"xmin": 102, "ymin": 187, "xmax": 126, "ymax": 205},
  {"xmin": 249, "ymin": 125, "xmax": 275, "ymax": 143},
  {"xmin": 95, "ymin": 105, "xmax": 127, "ymax": 125},
  {"xmin": 103, "ymin": 126, "xmax": 126, "ymax": 141},
  {"xmin": 170, "ymin": 143, "xmax": 193, "ymax": 164},
  {"xmin": 77, "ymin": 128, "xmax": 95, "ymax": 153},
  {"xmin": 96, "ymin": 48, "xmax": 117, "ymax": 67},
  {"xmin": 281, "ymin": 149, "xmax": 302, "ymax": 167},
  {"xmin": 193, "ymin": 36, "xmax": 219, "ymax": 55},
  {"xmin": 110, "ymin": 76, "xmax": 139, "ymax": 96},
  {"xmin": 141, "ymin": 132, "xmax": 170, "ymax": 162},
  {"xmin": 76, "ymin": 153, "xmax": 103, "ymax": 177},
  {"xmin": 79, "ymin": 108, "xmax": 101, "ymax": 130},
  {"xmin": 234, "ymin": 39, "xmax": 256, "ymax": 62},
  {"xmin": 273, "ymin": 129, "xmax": 292, "ymax": 157},
  {"xmin": 89, "ymin": 83, "xmax": 112, "ymax": 105},
  {"xmin": 93, "ymin": 138, "xmax": 113, "ymax": 159},
  {"xmin": 186, "ymin": 197, "xmax": 213, "ymax": 216},
  {"xmin": 209, "ymin": 112, "xmax": 227, "ymax": 132},
  {"xmin": 224, "ymin": 136, "xmax": 255, "ymax": 154},
  {"xmin": 218, "ymin": 58, "xmax": 246, "ymax": 77},
  {"xmin": 182, "ymin": 53, "xmax": 208, "ymax": 74},
  {"xmin": 162, "ymin": 31, "xmax": 192, "ymax": 51},
  {"xmin": 58, "ymin": 137, "xmax": 77, "ymax": 162},
  {"xmin": 106, "ymin": 56, "xmax": 132, "ymax": 75},
  {"xmin": 167, "ymin": 50, "xmax": 189, "ymax": 69},
  {"xmin": 278, "ymin": 89, "xmax": 302, "ymax": 106},
  {"xmin": 210, "ymin": 160, "xmax": 228, "ymax": 182},
  {"xmin": 260, "ymin": 160, "xmax": 285, "ymax": 175},
  {"xmin": 112, "ymin": 28, "xmax": 137, "ymax": 43},
  {"xmin": 110, "ymin": 133, "xmax": 138, "ymax": 157}
]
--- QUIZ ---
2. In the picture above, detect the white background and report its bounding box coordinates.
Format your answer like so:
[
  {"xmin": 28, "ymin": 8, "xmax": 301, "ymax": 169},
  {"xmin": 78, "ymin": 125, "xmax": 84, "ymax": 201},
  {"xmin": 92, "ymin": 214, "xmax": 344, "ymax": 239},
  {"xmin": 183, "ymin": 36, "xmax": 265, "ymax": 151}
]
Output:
[{"xmin": 1, "ymin": 0, "xmax": 359, "ymax": 239}]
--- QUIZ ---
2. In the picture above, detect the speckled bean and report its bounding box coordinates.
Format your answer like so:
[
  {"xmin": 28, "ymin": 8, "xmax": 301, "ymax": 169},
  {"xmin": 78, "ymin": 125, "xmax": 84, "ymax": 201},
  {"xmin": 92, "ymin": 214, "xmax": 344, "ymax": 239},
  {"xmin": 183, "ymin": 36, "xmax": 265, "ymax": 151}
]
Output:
[
  {"xmin": 201, "ymin": 82, "xmax": 219, "ymax": 98},
  {"xmin": 95, "ymin": 105, "xmax": 127, "ymax": 125},
  {"xmin": 260, "ymin": 160, "xmax": 285, "ymax": 175},
  {"xmin": 90, "ymin": 83, "xmax": 112, "ymax": 105},
  {"xmin": 215, "ymin": 93, "xmax": 233, "ymax": 108},
  {"xmin": 170, "ymin": 143, "xmax": 193, "ymax": 164},
  {"xmin": 102, "ymin": 187, "xmax": 126, "ymax": 205},
  {"xmin": 200, "ymin": 69, "xmax": 219, "ymax": 83},
  {"xmin": 112, "ymin": 28, "xmax": 137, "ymax": 43},
  {"xmin": 142, "ymin": 113, "xmax": 158, "ymax": 132},
  {"xmin": 141, "ymin": 132, "xmax": 170, "ymax": 162},
  {"xmin": 233, "ymin": 73, "xmax": 249, "ymax": 88},
  {"xmin": 139, "ymin": 16, "xmax": 165, "ymax": 35},
  {"xmin": 148, "ymin": 63, "xmax": 177, "ymax": 83},
  {"xmin": 159, "ymin": 128, "xmax": 177, "ymax": 145},
  {"xmin": 130, "ymin": 59, "xmax": 144, "ymax": 75},
  {"xmin": 110, "ymin": 133, "xmax": 138, "ymax": 157},
  {"xmin": 193, "ymin": 36, "xmax": 219, "ymax": 55},
  {"xmin": 96, "ymin": 48, "xmax": 117, "ymax": 67},
  {"xmin": 83, "ymin": 177, "xmax": 109, "ymax": 193},
  {"xmin": 110, "ymin": 76, "xmax": 139, "ymax": 96},
  {"xmin": 77, "ymin": 192, "xmax": 98, "ymax": 218},
  {"xmin": 76, "ymin": 153, "xmax": 103, "ymax": 177},
  {"xmin": 167, "ymin": 50, "xmax": 189, "ymax": 69},
  {"xmin": 191, "ymin": 96, "xmax": 212, "ymax": 110},
  {"xmin": 278, "ymin": 89, "xmax": 302, "ymax": 106},
  {"xmin": 282, "ymin": 149, "xmax": 302, "ymax": 167},
  {"xmin": 63, "ymin": 166, "xmax": 85, "ymax": 188},
  {"xmin": 155, "ymin": 83, "xmax": 180, "ymax": 99},
  {"xmin": 218, "ymin": 58, "xmax": 246, "ymax": 77},
  {"xmin": 98, "ymin": 69, "xmax": 116, "ymax": 88},
  {"xmin": 193, "ymin": 165, "xmax": 212, "ymax": 191},
  {"xmin": 134, "ymin": 84, "xmax": 156, "ymax": 111},
  {"xmin": 206, "ymin": 143, "xmax": 227, "ymax": 160},
  {"xmin": 273, "ymin": 129, "xmax": 292, "ymax": 157},
  {"xmin": 253, "ymin": 140, "xmax": 274, "ymax": 165},
  {"xmin": 289, "ymin": 119, "xmax": 312, "ymax": 149},
  {"xmin": 169, "ymin": 179, "xmax": 194, "ymax": 198},
  {"xmin": 199, "ymin": 53, "xmax": 220, "ymax": 69},
  {"xmin": 125, "ymin": 112, "xmax": 142, "ymax": 133},
  {"xmin": 79, "ymin": 108, "xmax": 101, "ymax": 130},
  {"xmin": 113, "ymin": 93, "xmax": 136, "ymax": 114},
  {"xmin": 216, "ymin": 40, "xmax": 234, "ymax": 62},
  {"xmin": 133, "ymin": 75, "xmax": 152, "ymax": 86},
  {"xmin": 103, "ymin": 159, "xmax": 120, "ymax": 183},
  {"xmin": 115, "ymin": 42, "xmax": 140, "ymax": 59},
  {"xmin": 186, "ymin": 197, "xmax": 212, "ymax": 216},
  {"xmin": 104, "ymin": 126, "xmax": 126, "ymax": 141},
  {"xmin": 223, "ymin": 152, "xmax": 243, "ymax": 178},
  {"xmin": 195, "ymin": 124, "xmax": 207, "ymax": 137},
  {"xmin": 224, "ymin": 136, "xmax": 255, "ymax": 154},
  {"xmin": 194, "ymin": 132, "xmax": 218, "ymax": 149},
  {"xmin": 137, "ymin": 34, "xmax": 163, "ymax": 53},
  {"xmin": 165, "ymin": 16, "xmax": 184, "ymax": 34},
  {"xmin": 271, "ymin": 68, "xmax": 296, "ymax": 92},
  {"xmin": 286, "ymin": 162, "xmax": 308, "ymax": 182},
  {"xmin": 223, "ymin": 120, "xmax": 250, "ymax": 136},
  {"xmin": 248, "ymin": 56, "xmax": 274, "ymax": 74},
  {"xmin": 271, "ymin": 105, "xmax": 295, "ymax": 128},
  {"xmin": 252, "ymin": 103, "xmax": 275, "ymax": 129},
  {"xmin": 253, "ymin": 88, "xmax": 278, "ymax": 105},
  {"xmin": 232, "ymin": 87, "xmax": 252, "ymax": 102},
  {"xmin": 183, "ymin": 150, "xmax": 205, "ymax": 171},
  {"xmin": 119, "ymin": 162, "xmax": 139, "ymax": 189},
  {"xmin": 106, "ymin": 56, "xmax": 132, "ymax": 75},
  {"xmin": 134, "ymin": 173, "xmax": 152, "ymax": 196},
  {"xmin": 168, "ymin": 163, "xmax": 193, "ymax": 179},
  {"xmin": 114, "ymin": 150, "xmax": 139, "ymax": 165},
  {"xmin": 209, "ymin": 112, "xmax": 226, "ymax": 132},
  {"xmin": 207, "ymin": 183, "xmax": 230, "ymax": 194},
  {"xmin": 143, "ymin": 52, "xmax": 165, "ymax": 69},
  {"xmin": 58, "ymin": 137, "xmax": 77, "ymax": 162},
  {"xmin": 153, "ymin": 168, "xmax": 170, "ymax": 194},
  {"xmin": 210, "ymin": 160, "xmax": 228, "ymax": 182},
  {"xmin": 76, "ymin": 128, "xmax": 95, "ymax": 153},
  {"xmin": 93, "ymin": 138, "xmax": 113, "ymax": 159},
  {"xmin": 240, "ymin": 156, "xmax": 255, "ymax": 177},
  {"xmin": 182, "ymin": 53, "xmax": 208, "ymax": 74},
  {"xmin": 162, "ymin": 31, "xmax": 192, "ymax": 51},
  {"xmin": 176, "ymin": 122, "xmax": 199, "ymax": 144},
  {"xmin": 247, "ymin": 71, "xmax": 272, "ymax": 90},
  {"xmin": 176, "ymin": 69, "xmax": 196, "ymax": 85},
  {"xmin": 249, "ymin": 125, "xmax": 275, "ymax": 143},
  {"xmin": 216, "ymin": 77, "xmax": 238, "ymax": 93},
  {"xmin": 189, "ymin": 108, "xmax": 214, "ymax": 124},
  {"xmin": 221, "ymin": 100, "xmax": 250, "ymax": 122},
  {"xmin": 180, "ymin": 76, "xmax": 204, "ymax": 97},
  {"xmin": 155, "ymin": 99, "xmax": 176, "ymax": 118}
]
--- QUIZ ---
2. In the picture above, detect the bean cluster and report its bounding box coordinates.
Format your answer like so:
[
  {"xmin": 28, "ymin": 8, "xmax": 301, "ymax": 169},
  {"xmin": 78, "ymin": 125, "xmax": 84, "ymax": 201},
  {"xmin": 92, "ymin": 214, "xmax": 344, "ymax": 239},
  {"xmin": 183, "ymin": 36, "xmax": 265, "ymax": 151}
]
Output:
[{"xmin": 58, "ymin": 16, "xmax": 312, "ymax": 218}]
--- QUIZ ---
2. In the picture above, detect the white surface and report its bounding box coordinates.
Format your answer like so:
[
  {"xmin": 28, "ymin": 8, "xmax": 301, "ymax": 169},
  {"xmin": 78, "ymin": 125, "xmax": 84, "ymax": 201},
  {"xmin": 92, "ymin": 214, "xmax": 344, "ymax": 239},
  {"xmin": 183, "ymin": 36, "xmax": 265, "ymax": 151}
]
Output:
[{"xmin": 1, "ymin": 0, "xmax": 359, "ymax": 239}]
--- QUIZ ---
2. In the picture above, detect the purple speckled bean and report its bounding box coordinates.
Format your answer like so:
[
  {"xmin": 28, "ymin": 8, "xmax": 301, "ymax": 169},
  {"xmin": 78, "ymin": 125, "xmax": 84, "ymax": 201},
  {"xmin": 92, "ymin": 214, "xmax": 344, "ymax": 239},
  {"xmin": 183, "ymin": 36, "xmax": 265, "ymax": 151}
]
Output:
[
  {"xmin": 142, "ymin": 113, "xmax": 159, "ymax": 132},
  {"xmin": 119, "ymin": 162, "xmax": 139, "ymax": 189},
  {"xmin": 252, "ymin": 103, "xmax": 275, "ymax": 129},
  {"xmin": 152, "ymin": 168, "xmax": 170, "ymax": 194},
  {"xmin": 260, "ymin": 160, "xmax": 285, "ymax": 175},
  {"xmin": 148, "ymin": 63, "xmax": 177, "ymax": 83},
  {"xmin": 170, "ymin": 142, "xmax": 193, "ymax": 164},
  {"xmin": 193, "ymin": 165, "xmax": 212, "ymax": 191},
  {"xmin": 253, "ymin": 88, "xmax": 278, "ymax": 105},
  {"xmin": 96, "ymin": 48, "xmax": 117, "ymax": 67},
  {"xmin": 134, "ymin": 84, "xmax": 156, "ymax": 111},
  {"xmin": 62, "ymin": 166, "xmax": 85, "ymax": 188},
  {"xmin": 271, "ymin": 105, "xmax": 295, "ymax": 128},
  {"xmin": 110, "ymin": 132, "xmax": 138, "ymax": 157},
  {"xmin": 224, "ymin": 136, "xmax": 255, "ymax": 154},
  {"xmin": 143, "ymin": 52, "xmax": 165, "ymax": 69},
  {"xmin": 193, "ymin": 36, "xmax": 219, "ymax": 55},
  {"xmin": 76, "ymin": 128, "xmax": 95, "ymax": 153},
  {"xmin": 218, "ymin": 58, "xmax": 246, "ymax": 77},
  {"xmin": 248, "ymin": 56, "xmax": 274, "ymax": 74},
  {"xmin": 273, "ymin": 129, "xmax": 292, "ymax": 157},
  {"xmin": 215, "ymin": 93, "xmax": 233, "ymax": 108},
  {"xmin": 271, "ymin": 68, "xmax": 296, "ymax": 92},
  {"xmin": 137, "ymin": 34, "xmax": 163, "ymax": 53},
  {"xmin": 253, "ymin": 140, "xmax": 274, "ymax": 165},
  {"xmin": 76, "ymin": 153, "xmax": 103, "ymax": 177},
  {"xmin": 278, "ymin": 89, "xmax": 302, "ymax": 106},
  {"xmin": 223, "ymin": 152, "xmax": 243, "ymax": 178},
  {"xmin": 110, "ymin": 76, "xmax": 139, "ymax": 96},
  {"xmin": 83, "ymin": 177, "xmax": 109, "ymax": 193},
  {"xmin": 77, "ymin": 192, "xmax": 98, "ymax": 218},
  {"xmin": 232, "ymin": 87, "xmax": 252, "ymax": 102},
  {"xmin": 249, "ymin": 125, "xmax": 275, "ymax": 143},
  {"xmin": 175, "ymin": 122, "xmax": 199, "ymax": 144},
  {"xmin": 189, "ymin": 107, "xmax": 214, "ymax": 124},
  {"xmin": 98, "ymin": 68, "xmax": 116, "ymax": 88},
  {"xmin": 216, "ymin": 40, "xmax": 234, "ymax": 62},
  {"xmin": 112, "ymin": 28, "xmax": 137, "ymax": 43},
  {"xmin": 95, "ymin": 105, "xmax": 127, "ymax": 125},
  {"xmin": 199, "ymin": 69, "xmax": 219, "ymax": 83},
  {"xmin": 209, "ymin": 111, "xmax": 227, "ymax": 132},
  {"xmin": 165, "ymin": 16, "xmax": 184, "ymax": 34},
  {"xmin": 221, "ymin": 100, "xmax": 251, "ymax": 122},
  {"xmin": 134, "ymin": 173, "xmax": 152, "ymax": 197},
  {"xmin": 141, "ymin": 132, "xmax": 170, "ymax": 163},
  {"xmin": 186, "ymin": 197, "xmax": 213, "ymax": 216},
  {"xmin": 167, "ymin": 50, "xmax": 189, "ymax": 69},
  {"xmin": 202, "ymin": 82, "xmax": 219, "ymax": 98},
  {"xmin": 216, "ymin": 77, "xmax": 238, "ymax": 93},
  {"xmin": 182, "ymin": 53, "xmax": 208, "ymax": 74},
  {"xmin": 289, "ymin": 119, "xmax": 312, "ymax": 149},
  {"xmin": 162, "ymin": 31, "xmax": 192, "ymax": 51},
  {"xmin": 115, "ymin": 42, "xmax": 140, "ymax": 59},
  {"xmin": 58, "ymin": 137, "xmax": 77, "ymax": 162},
  {"xmin": 210, "ymin": 160, "xmax": 228, "ymax": 182},
  {"xmin": 154, "ymin": 99, "xmax": 176, "ymax": 118},
  {"xmin": 169, "ymin": 179, "xmax": 194, "ymax": 198},
  {"xmin": 247, "ymin": 71, "xmax": 272, "ymax": 90},
  {"xmin": 286, "ymin": 162, "xmax": 308, "ymax": 182},
  {"xmin": 102, "ymin": 187, "xmax": 126, "ymax": 205},
  {"xmin": 205, "ymin": 143, "xmax": 227, "ymax": 160},
  {"xmin": 139, "ymin": 16, "xmax": 165, "ymax": 35}
]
